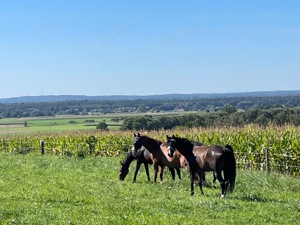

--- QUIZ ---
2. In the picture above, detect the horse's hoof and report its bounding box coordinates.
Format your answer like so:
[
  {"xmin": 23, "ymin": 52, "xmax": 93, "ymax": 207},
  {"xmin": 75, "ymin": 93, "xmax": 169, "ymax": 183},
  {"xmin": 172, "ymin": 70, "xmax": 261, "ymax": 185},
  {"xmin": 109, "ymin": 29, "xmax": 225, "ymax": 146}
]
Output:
[{"xmin": 221, "ymin": 194, "xmax": 225, "ymax": 198}]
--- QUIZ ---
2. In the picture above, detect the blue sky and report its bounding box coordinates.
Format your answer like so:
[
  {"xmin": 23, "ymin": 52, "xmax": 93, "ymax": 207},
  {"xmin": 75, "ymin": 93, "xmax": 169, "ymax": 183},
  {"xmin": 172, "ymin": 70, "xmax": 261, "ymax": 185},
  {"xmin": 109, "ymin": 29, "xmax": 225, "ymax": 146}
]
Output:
[{"xmin": 1, "ymin": 1, "xmax": 300, "ymax": 98}]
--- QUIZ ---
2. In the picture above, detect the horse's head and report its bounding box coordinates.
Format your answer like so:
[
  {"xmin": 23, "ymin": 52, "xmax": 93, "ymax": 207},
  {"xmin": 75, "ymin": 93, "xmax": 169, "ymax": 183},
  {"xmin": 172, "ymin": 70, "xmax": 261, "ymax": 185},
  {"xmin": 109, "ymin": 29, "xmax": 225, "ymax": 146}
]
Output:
[
  {"xmin": 132, "ymin": 133, "xmax": 143, "ymax": 157},
  {"xmin": 119, "ymin": 162, "xmax": 129, "ymax": 181},
  {"xmin": 166, "ymin": 135, "xmax": 177, "ymax": 157}
]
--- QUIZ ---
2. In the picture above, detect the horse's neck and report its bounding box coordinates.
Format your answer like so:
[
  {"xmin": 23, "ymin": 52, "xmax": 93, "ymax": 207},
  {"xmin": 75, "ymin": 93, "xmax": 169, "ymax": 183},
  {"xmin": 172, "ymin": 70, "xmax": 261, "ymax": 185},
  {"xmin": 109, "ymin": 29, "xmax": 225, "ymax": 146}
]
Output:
[
  {"xmin": 177, "ymin": 142, "xmax": 198, "ymax": 166},
  {"xmin": 177, "ymin": 141, "xmax": 193, "ymax": 155},
  {"xmin": 122, "ymin": 152, "xmax": 135, "ymax": 167},
  {"xmin": 142, "ymin": 137, "xmax": 162, "ymax": 154}
]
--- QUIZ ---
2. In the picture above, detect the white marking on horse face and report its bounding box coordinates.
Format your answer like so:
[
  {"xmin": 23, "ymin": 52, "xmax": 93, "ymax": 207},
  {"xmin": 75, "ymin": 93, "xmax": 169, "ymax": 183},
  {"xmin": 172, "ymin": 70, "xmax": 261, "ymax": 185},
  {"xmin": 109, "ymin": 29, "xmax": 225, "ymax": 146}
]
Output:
[
  {"xmin": 167, "ymin": 146, "xmax": 174, "ymax": 157},
  {"xmin": 213, "ymin": 152, "xmax": 223, "ymax": 156}
]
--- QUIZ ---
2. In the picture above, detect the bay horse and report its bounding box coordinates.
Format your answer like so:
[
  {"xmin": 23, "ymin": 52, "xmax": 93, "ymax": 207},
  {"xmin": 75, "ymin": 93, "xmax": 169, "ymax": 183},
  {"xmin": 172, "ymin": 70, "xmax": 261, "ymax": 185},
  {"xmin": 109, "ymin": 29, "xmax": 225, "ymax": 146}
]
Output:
[
  {"xmin": 166, "ymin": 135, "xmax": 236, "ymax": 197},
  {"xmin": 119, "ymin": 146, "xmax": 152, "ymax": 182},
  {"xmin": 132, "ymin": 133, "xmax": 185, "ymax": 183}
]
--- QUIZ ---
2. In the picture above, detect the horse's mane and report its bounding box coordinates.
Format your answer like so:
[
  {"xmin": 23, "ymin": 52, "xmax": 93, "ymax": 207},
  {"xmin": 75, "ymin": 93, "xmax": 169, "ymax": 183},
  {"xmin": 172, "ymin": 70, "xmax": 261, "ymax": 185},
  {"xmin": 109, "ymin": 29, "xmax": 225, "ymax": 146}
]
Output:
[
  {"xmin": 121, "ymin": 150, "xmax": 135, "ymax": 165},
  {"xmin": 174, "ymin": 136, "xmax": 193, "ymax": 146},
  {"xmin": 142, "ymin": 135, "xmax": 162, "ymax": 145}
]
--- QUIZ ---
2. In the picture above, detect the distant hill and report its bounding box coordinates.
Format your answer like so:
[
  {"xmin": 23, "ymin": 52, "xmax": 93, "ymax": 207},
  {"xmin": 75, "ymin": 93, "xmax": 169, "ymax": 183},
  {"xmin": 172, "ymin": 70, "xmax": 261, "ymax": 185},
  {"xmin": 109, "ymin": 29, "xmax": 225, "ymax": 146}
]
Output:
[{"xmin": 1, "ymin": 90, "xmax": 300, "ymax": 103}]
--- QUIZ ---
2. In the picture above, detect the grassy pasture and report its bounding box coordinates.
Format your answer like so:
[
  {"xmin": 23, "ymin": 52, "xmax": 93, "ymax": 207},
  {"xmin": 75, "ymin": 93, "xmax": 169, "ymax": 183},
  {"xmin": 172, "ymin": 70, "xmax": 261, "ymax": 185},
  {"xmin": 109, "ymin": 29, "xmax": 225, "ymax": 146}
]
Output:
[
  {"xmin": 0, "ymin": 111, "xmax": 198, "ymax": 135},
  {"xmin": 0, "ymin": 115, "xmax": 123, "ymax": 135},
  {"xmin": 0, "ymin": 153, "xmax": 299, "ymax": 224}
]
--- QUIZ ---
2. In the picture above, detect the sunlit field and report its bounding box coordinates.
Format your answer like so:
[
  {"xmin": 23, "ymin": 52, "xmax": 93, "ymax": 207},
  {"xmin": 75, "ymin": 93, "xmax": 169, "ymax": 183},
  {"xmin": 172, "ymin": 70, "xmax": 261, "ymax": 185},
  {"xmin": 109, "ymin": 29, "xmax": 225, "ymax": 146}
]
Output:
[
  {"xmin": 0, "ymin": 154, "xmax": 299, "ymax": 224},
  {"xmin": 0, "ymin": 114, "xmax": 122, "ymax": 135},
  {"xmin": 0, "ymin": 115, "xmax": 299, "ymax": 224},
  {"xmin": 0, "ymin": 112, "xmax": 204, "ymax": 135}
]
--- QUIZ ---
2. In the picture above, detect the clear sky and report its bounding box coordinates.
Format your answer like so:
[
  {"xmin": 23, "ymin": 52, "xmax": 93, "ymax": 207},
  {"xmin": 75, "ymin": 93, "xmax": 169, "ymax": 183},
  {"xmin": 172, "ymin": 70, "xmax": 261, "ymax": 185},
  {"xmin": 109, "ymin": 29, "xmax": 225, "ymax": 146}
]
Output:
[{"xmin": 1, "ymin": 1, "xmax": 300, "ymax": 98}]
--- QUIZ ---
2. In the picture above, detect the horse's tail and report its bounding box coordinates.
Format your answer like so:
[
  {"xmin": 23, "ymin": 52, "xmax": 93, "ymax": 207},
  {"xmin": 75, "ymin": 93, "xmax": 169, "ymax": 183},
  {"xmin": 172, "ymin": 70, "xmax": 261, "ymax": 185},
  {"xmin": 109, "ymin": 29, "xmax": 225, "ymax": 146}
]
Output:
[{"xmin": 224, "ymin": 144, "xmax": 236, "ymax": 193}]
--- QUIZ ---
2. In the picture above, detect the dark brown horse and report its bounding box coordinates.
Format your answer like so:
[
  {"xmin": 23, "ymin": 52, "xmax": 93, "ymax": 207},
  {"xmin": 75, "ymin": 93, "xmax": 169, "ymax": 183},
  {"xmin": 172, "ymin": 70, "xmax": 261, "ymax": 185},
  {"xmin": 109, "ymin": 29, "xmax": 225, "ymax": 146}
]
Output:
[
  {"xmin": 166, "ymin": 135, "xmax": 236, "ymax": 197},
  {"xmin": 132, "ymin": 133, "xmax": 186, "ymax": 183},
  {"xmin": 119, "ymin": 146, "xmax": 153, "ymax": 182}
]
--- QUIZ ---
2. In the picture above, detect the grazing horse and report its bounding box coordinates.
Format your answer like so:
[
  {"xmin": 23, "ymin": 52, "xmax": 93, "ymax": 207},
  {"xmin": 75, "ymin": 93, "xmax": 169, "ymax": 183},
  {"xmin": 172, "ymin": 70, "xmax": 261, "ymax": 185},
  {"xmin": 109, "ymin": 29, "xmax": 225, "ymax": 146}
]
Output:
[
  {"xmin": 132, "ymin": 133, "xmax": 185, "ymax": 183},
  {"xmin": 119, "ymin": 146, "xmax": 152, "ymax": 182},
  {"xmin": 166, "ymin": 135, "xmax": 236, "ymax": 197}
]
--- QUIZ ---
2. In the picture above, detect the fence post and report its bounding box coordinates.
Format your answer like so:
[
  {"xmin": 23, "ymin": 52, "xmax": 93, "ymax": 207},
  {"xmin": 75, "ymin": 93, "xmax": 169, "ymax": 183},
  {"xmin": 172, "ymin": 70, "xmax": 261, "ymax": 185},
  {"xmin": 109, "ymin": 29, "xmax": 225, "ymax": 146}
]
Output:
[
  {"xmin": 40, "ymin": 140, "xmax": 45, "ymax": 155},
  {"xmin": 265, "ymin": 147, "xmax": 270, "ymax": 175}
]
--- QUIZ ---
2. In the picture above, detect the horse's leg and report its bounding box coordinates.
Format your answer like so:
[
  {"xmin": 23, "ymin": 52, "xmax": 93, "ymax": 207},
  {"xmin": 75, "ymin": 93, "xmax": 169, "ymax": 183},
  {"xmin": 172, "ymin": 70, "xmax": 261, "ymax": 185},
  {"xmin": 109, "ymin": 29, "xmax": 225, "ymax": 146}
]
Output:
[
  {"xmin": 169, "ymin": 167, "xmax": 175, "ymax": 181},
  {"xmin": 153, "ymin": 160, "xmax": 159, "ymax": 183},
  {"xmin": 202, "ymin": 172, "xmax": 209, "ymax": 187},
  {"xmin": 223, "ymin": 168, "xmax": 230, "ymax": 192},
  {"xmin": 159, "ymin": 166, "xmax": 165, "ymax": 183},
  {"xmin": 212, "ymin": 172, "xmax": 217, "ymax": 183},
  {"xmin": 176, "ymin": 168, "xmax": 181, "ymax": 180},
  {"xmin": 190, "ymin": 172, "xmax": 196, "ymax": 196},
  {"xmin": 215, "ymin": 170, "xmax": 226, "ymax": 197},
  {"xmin": 133, "ymin": 161, "xmax": 142, "ymax": 183},
  {"xmin": 197, "ymin": 171, "xmax": 204, "ymax": 195},
  {"xmin": 144, "ymin": 163, "xmax": 151, "ymax": 182},
  {"xmin": 190, "ymin": 173, "xmax": 194, "ymax": 196}
]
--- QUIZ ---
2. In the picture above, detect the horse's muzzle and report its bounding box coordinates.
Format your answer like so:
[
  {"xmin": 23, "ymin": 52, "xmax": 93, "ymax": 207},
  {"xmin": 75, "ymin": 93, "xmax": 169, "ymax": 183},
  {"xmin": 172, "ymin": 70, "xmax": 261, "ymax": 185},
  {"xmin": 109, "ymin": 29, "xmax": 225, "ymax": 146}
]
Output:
[{"xmin": 167, "ymin": 146, "xmax": 174, "ymax": 157}]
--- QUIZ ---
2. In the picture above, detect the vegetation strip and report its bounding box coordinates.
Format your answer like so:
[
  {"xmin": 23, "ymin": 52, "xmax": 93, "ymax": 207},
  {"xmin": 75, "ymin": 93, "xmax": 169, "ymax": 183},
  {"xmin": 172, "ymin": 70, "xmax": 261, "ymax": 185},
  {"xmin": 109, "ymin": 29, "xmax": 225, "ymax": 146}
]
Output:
[{"xmin": 0, "ymin": 125, "xmax": 299, "ymax": 176}]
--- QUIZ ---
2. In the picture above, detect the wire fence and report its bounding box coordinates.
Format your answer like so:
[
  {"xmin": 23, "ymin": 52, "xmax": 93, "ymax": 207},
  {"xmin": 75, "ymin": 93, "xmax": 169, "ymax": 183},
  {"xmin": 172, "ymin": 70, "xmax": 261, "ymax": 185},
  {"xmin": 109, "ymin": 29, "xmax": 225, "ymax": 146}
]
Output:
[{"xmin": 235, "ymin": 152, "xmax": 299, "ymax": 176}]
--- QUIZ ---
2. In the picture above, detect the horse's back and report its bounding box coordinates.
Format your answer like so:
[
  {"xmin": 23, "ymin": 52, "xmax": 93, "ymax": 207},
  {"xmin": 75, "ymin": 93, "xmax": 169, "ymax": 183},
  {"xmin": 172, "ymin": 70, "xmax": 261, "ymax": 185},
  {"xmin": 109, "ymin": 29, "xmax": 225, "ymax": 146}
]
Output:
[
  {"xmin": 192, "ymin": 145, "xmax": 209, "ymax": 157},
  {"xmin": 139, "ymin": 147, "xmax": 153, "ymax": 164},
  {"xmin": 193, "ymin": 145, "xmax": 228, "ymax": 170}
]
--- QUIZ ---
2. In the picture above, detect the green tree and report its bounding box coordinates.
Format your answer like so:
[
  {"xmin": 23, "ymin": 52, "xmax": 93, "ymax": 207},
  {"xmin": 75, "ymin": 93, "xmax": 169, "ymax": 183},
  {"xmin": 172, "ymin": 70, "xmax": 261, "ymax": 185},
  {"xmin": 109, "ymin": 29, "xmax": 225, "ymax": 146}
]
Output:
[
  {"xmin": 96, "ymin": 122, "xmax": 108, "ymax": 131},
  {"xmin": 221, "ymin": 104, "xmax": 237, "ymax": 114},
  {"xmin": 137, "ymin": 104, "xmax": 148, "ymax": 113},
  {"xmin": 132, "ymin": 116, "xmax": 150, "ymax": 130}
]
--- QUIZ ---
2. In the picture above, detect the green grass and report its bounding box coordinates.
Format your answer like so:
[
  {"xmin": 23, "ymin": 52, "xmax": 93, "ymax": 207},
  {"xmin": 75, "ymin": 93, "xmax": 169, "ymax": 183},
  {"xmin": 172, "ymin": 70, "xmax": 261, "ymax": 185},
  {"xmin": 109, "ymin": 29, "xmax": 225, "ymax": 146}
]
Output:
[
  {"xmin": 0, "ymin": 153, "xmax": 299, "ymax": 224},
  {"xmin": 0, "ymin": 111, "xmax": 206, "ymax": 135},
  {"xmin": 0, "ymin": 115, "xmax": 123, "ymax": 134}
]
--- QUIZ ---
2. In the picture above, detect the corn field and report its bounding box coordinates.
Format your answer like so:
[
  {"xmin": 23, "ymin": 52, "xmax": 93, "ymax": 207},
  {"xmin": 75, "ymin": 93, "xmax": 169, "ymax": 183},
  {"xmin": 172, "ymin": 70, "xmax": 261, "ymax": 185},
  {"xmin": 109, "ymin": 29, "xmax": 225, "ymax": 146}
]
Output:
[{"xmin": 0, "ymin": 124, "xmax": 299, "ymax": 176}]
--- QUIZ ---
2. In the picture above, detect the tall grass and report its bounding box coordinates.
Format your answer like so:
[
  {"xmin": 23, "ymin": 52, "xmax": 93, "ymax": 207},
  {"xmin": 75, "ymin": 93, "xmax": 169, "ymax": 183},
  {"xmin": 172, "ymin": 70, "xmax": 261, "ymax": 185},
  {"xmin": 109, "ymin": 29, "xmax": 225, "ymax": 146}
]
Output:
[{"xmin": 0, "ymin": 153, "xmax": 299, "ymax": 224}]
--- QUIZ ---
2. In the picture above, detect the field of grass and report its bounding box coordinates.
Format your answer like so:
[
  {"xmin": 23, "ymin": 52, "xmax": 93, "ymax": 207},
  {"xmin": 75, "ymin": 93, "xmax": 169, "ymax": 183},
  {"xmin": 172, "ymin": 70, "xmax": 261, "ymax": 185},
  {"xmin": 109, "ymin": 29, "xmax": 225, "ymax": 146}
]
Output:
[
  {"xmin": 0, "ymin": 111, "xmax": 200, "ymax": 135},
  {"xmin": 0, "ymin": 153, "xmax": 299, "ymax": 224},
  {"xmin": 0, "ymin": 115, "xmax": 122, "ymax": 134}
]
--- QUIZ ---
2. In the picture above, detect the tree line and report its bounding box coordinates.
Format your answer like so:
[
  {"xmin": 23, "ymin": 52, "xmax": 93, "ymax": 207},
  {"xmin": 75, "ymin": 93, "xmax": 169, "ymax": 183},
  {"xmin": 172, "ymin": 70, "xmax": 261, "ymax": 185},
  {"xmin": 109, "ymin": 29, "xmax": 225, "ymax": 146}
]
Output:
[
  {"xmin": 120, "ymin": 107, "xmax": 300, "ymax": 130},
  {"xmin": 1, "ymin": 95, "xmax": 300, "ymax": 118}
]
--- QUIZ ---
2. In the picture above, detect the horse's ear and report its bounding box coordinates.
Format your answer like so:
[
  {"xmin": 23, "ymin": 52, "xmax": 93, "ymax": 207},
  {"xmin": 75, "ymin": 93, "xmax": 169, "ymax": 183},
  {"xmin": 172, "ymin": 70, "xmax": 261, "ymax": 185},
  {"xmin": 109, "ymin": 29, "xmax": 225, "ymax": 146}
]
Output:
[
  {"xmin": 166, "ymin": 135, "xmax": 170, "ymax": 139},
  {"xmin": 172, "ymin": 134, "xmax": 176, "ymax": 138},
  {"xmin": 134, "ymin": 133, "xmax": 137, "ymax": 137},
  {"xmin": 137, "ymin": 133, "xmax": 141, "ymax": 137}
]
